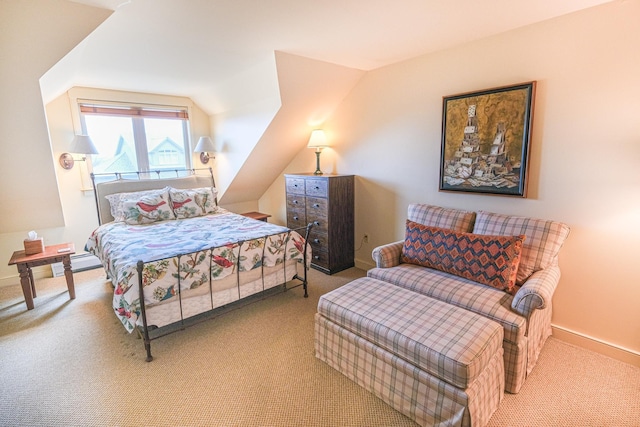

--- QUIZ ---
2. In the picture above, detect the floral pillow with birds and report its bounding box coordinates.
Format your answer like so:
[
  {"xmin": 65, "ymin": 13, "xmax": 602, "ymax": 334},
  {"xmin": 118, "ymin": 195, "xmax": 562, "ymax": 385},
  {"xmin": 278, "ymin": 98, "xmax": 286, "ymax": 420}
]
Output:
[
  {"xmin": 121, "ymin": 190, "xmax": 175, "ymax": 225},
  {"xmin": 106, "ymin": 187, "xmax": 170, "ymax": 222},
  {"xmin": 169, "ymin": 187, "xmax": 219, "ymax": 219}
]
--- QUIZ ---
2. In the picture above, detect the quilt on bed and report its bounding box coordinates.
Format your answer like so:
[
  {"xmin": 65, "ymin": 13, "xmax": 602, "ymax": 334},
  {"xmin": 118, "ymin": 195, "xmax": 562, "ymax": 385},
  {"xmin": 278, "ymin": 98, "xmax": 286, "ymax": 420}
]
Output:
[{"xmin": 86, "ymin": 209, "xmax": 308, "ymax": 332}]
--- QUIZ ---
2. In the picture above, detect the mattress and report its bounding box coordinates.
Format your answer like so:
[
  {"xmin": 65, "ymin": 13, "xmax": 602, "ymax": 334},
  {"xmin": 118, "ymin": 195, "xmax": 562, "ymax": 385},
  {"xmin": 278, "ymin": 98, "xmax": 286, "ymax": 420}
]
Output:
[{"xmin": 86, "ymin": 209, "xmax": 309, "ymax": 332}]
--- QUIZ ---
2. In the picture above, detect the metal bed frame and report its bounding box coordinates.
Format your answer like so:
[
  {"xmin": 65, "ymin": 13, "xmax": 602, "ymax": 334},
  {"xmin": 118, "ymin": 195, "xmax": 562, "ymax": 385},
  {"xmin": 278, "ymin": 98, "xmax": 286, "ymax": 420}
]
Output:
[{"xmin": 90, "ymin": 168, "xmax": 312, "ymax": 361}]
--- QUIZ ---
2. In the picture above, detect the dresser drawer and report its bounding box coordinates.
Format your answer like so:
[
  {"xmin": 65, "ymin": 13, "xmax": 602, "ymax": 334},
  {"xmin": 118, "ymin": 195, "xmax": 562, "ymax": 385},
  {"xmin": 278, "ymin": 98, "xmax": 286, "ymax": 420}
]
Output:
[
  {"xmin": 310, "ymin": 249, "xmax": 329, "ymax": 270},
  {"xmin": 308, "ymin": 231, "xmax": 328, "ymax": 252},
  {"xmin": 286, "ymin": 194, "xmax": 306, "ymax": 210},
  {"xmin": 305, "ymin": 178, "xmax": 328, "ymax": 197},
  {"xmin": 306, "ymin": 197, "xmax": 328, "ymax": 218},
  {"xmin": 286, "ymin": 209, "xmax": 306, "ymax": 229},
  {"xmin": 307, "ymin": 216, "xmax": 328, "ymax": 234},
  {"xmin": 286, "ymin": 177, "xmax": 306, "ymax": 195}
]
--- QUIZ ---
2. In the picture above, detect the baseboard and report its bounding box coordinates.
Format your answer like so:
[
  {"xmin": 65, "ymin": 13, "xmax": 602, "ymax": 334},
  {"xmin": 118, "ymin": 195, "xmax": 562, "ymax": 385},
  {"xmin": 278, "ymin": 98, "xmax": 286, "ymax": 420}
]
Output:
[
  {"xmin": 51, "ymin": 253, "xmax": 101, "ymax": 277},
  {"xmin": 2, "ymin": 253, "xmax": 102, "ymax": 288},
  {"xmin": 354, "ymin": 257, "xmax": 375, "ymax": 272},
  {"xmin": 552, "ymin": 325, "xmax": 640, "ymax": 367},
  {"xmin": 0, "ymin": 266, "xmax": 51, "ymax": 288}
]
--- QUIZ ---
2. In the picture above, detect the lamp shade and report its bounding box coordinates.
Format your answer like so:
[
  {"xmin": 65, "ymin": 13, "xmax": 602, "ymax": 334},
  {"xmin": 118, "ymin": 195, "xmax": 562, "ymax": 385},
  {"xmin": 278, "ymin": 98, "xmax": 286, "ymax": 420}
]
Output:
[
  {"xmin": 70, "ymin": 134, "xmax": 99, "ymax": 155},
  {"xmin": 307, "ymin": 129, "xmax": 328, "ymax": 149},
  {"xmin": 194, "ymin": 136, "xmax": 215, "ymax": 153}
]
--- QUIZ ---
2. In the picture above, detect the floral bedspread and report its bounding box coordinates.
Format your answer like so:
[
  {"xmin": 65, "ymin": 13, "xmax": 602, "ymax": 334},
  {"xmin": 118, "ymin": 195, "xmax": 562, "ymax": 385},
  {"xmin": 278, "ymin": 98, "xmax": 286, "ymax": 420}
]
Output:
[{"xmin": 86, "ymin": 209, "xmax": 308, "ymax": 332}]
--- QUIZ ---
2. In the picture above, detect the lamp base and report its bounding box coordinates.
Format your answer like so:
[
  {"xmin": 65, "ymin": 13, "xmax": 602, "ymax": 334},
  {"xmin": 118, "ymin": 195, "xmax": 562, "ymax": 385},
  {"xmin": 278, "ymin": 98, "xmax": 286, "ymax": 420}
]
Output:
[
  {"xmin": 200, "ymin": 152, "xmax": 211, "ymax": 164},
  {"xmin": 59, "ymin": 153, "xmax": 75, "ymax": 170},
  {"xmin": 314, "ymin": 151, "xmax": 323, "ymax": 175}
]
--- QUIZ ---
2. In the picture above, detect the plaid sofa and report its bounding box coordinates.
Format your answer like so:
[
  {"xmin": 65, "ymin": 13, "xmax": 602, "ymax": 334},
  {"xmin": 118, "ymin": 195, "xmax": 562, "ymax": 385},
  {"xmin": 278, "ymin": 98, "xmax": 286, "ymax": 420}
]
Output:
[{"xmin": 368, "ymin": 204, "xmax": 570, "ymax": 394}]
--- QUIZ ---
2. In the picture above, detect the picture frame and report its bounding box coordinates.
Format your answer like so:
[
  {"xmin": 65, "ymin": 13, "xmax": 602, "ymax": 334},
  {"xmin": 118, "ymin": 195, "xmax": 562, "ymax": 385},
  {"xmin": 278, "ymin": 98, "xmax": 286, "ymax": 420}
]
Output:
[{"xmin": 439, "ymin": 81, "xmax": 536, "ymax": 197}]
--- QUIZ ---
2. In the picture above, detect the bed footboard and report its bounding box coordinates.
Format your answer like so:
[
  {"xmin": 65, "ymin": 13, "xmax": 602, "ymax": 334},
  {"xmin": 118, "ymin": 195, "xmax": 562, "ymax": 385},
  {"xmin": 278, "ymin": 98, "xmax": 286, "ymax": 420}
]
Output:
[{"xmin": 137, "ymin": 224, "xmax": 312, "ymax": 362}]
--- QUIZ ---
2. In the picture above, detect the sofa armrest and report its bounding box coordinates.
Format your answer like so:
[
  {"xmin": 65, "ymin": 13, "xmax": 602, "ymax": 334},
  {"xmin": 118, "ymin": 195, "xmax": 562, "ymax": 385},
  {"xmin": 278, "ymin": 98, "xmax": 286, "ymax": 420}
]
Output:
[
  {"xmin": 371, "ymin": 241, "xmax": 404, "ymax": 268},
  {"xmin": 511, "ymin": 265, "xmax": 561, "ymax": 319}
]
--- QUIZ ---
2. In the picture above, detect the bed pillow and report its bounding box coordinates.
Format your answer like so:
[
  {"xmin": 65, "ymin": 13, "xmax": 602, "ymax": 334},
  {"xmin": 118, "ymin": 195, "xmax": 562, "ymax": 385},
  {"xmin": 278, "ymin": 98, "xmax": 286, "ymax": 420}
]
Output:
[
  {"xmin": 120, "ymin": 190, "xmax": 175, "ymax": 225},
  {"xmin": 105, "ymin": 187, "xmax": 171, "ymax": 222},
  {"xmin": 401, "ymin": 220, "xmax": 525, "ymax": 293},
  {"xmin": 168, "ymin": 187, "xmax": 219, "ymax": 219}
]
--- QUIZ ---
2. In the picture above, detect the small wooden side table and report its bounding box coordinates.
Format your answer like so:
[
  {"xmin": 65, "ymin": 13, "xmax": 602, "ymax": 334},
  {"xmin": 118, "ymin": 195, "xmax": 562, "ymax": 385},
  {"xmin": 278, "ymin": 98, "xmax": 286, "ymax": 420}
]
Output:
[
  {"xmin": 241, "ymin": 211, "xmax": 271, "ymax": 222},
  {"xmin": 8, "ymin": 242, "xmax": 76, "ymax": 310}
]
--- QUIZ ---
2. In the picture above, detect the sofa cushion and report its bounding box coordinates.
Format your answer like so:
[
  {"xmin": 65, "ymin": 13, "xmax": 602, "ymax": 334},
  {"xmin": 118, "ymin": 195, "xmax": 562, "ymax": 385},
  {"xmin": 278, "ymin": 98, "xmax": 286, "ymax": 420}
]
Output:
[
  {"xmin": 401, "ymin": 221, "xmax": 525, "ymax": 293},
  {"xmin": 367, "ymin": 264, "xmax": 526, "ymax": 344},
  {"xmin": 408, "ymin": 203, "xmax": 476, "ymax": 232},
  {"xmin": 317, "ymin": 277, "xmax": 504, "ymax": 389},
  {"xmin": 472, "ymin": 211, "xmax": 570, "ymax": 285}
]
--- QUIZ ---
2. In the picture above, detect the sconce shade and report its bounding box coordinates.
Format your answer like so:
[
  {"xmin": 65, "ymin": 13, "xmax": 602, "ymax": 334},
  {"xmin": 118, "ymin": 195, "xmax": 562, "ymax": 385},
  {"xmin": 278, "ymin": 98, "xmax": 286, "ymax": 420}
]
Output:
[
  {"xmin": 307, "ymin": 129, "xmax": 328, "ymax": 150},
  {"xmin": 194, "ymin": 136, "xmax": 216, "ymax": 164},
  {"xmin": 70, "ymin": 134, "xmax": 99, "ymax": 155},
  {"xmin": 194, "ymin": 136, "xmax": 216, "ymax": 153},
  {"xmin": 59, "ymin": 134, "xmax": 98, "ymax": 169}
]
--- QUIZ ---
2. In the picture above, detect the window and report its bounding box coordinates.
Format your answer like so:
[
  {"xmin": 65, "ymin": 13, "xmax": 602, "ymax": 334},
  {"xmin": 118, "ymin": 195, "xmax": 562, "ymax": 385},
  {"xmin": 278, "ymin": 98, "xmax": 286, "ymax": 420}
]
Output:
[
  {"xmin": 79, "ymin": 103, "xmax": 191, "ymax": 177},
  {"xmin": 156, "ymin": 149, "xmax": 180, "ymax": 165}
]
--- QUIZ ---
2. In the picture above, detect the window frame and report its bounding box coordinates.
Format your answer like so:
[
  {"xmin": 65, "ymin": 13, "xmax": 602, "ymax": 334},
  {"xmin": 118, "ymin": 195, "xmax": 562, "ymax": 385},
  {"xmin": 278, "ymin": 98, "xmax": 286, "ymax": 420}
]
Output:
[{"xmin": 78, "ymin": 102, "xmax": 192, "ymax": 173}]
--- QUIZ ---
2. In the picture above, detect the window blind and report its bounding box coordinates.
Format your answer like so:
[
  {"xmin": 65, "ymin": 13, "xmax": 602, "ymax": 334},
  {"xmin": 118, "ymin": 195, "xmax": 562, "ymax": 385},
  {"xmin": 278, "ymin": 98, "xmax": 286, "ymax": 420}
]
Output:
[{"xmin": 79, "ymin": 104, "xmax": 188, "ymax": 120}]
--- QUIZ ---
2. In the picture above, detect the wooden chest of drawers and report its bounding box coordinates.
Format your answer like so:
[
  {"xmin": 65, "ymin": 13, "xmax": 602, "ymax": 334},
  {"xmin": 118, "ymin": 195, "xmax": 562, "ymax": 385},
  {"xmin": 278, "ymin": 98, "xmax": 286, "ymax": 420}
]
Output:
[{"xmin": 285, "ymin": 173, "xmax": 354, "ymax": 275}]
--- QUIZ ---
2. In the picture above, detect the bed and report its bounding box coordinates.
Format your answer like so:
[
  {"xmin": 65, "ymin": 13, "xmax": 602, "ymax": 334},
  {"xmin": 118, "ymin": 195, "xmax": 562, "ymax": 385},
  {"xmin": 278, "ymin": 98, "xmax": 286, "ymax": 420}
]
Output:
[{"xmin": 86, "ymin": 168, "xmax": 311, "ymax": 361}]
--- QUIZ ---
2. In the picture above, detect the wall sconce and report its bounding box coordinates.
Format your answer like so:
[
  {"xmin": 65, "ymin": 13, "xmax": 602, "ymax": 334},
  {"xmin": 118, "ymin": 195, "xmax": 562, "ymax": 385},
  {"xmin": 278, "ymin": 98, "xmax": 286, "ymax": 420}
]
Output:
[
  {"xmin": 307, "ymin": 129, "xmax": 328, "ymax": 175},
  {"xmin": 59, "ymin": 135, "xmax": 99, "ymax": 170},
  {"xmin": 194, "ymin": 136, "xmax": 216, "ymax": 164}
]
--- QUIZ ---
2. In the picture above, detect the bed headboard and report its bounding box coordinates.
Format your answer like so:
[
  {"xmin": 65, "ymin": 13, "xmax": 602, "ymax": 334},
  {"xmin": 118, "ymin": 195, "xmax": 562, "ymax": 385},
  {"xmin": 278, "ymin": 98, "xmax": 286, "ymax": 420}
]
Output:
[{"xmin": 92, "ymin": 168, "xmax": 216, "ymax": 225}]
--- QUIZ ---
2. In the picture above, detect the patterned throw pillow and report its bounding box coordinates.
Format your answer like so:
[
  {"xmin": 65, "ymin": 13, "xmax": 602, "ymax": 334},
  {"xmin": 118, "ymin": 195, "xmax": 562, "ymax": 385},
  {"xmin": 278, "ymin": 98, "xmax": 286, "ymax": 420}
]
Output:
[
  {"xmin": 401, "ymin": 220, "xmax": 525, "ymax": 293},
  {"xmin": 106, "ymin": 188, "xmax": 171, "ymax": 222},
  {"xmin": 121, "ymin": 190, "xmax": 175, "ymax": 225},
  {"xmin": 472, "ymin": 211, "xmax": 570, "ymax": 285},
  {"xmin": 169, "ymin": 187, "xmax": 218, "ymax": 219}
]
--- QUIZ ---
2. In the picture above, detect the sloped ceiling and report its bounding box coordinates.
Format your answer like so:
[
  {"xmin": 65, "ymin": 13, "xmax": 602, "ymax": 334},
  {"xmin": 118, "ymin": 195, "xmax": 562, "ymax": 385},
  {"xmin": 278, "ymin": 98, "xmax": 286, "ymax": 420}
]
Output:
[
  {"xmin": 48, "ymin": 0, "xmax": 614, "ymax": 113},
  {"xmin": 43, "ymin": 0, "xmax": 614, "ymax": 204},
  {"xmin": 216, "ymin": 52, "xmax": 365, "ymax": 204}
]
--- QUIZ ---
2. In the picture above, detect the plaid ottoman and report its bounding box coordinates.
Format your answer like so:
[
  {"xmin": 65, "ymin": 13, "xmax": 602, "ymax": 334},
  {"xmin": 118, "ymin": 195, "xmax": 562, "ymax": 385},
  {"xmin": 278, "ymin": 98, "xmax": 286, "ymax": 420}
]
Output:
[{"xmin": 315, "ymin": 277, "xmax": 504, "ymax": 427}]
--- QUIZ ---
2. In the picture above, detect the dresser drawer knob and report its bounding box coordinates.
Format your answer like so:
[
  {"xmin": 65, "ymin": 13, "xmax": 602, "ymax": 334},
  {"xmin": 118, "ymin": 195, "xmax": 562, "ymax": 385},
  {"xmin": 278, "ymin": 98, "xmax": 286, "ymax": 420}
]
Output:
[
  {"xmin": 312, "ymin": 203, "xmax": 319, "ymax": 208},
  {"xmin": 293, "ymin": 216, "xmax": 299, "ymax": 221},
  {"xmin": 313, "ymin": 239, "xmax": 320, "ymax": 244},
  {"xmin": 313, "ymin": 221, "xmax": 321, "ymax": 226},
  {"xmin": 293, "ymin": 200, "xmax": 299, "ymax": 204},
  {"xmin": 314, "ymin": 255, "xmax": 320, "ymax": 260}
]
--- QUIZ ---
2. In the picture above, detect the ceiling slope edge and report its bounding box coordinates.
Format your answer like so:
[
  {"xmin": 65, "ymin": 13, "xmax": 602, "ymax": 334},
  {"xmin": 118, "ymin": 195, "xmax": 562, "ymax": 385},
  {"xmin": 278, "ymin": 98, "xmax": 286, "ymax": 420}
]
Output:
[
  {"xmin": 39, "ymin": 1, "xmax": 114, "ymax": 106},
  {"xmin": 218, "ymin": 52, "xmax": 364, "ymax": 205}
]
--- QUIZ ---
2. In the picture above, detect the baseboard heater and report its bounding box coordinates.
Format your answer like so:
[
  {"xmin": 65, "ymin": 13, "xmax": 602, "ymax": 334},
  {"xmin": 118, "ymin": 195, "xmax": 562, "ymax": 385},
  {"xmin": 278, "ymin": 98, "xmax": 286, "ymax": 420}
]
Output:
[{"xmin": 51, "ymin": 253, "xmax": 102, "ymax": 277}]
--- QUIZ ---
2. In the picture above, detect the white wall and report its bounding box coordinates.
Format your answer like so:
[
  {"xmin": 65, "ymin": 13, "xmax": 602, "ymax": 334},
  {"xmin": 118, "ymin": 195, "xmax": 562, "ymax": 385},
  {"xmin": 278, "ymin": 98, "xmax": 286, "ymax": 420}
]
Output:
[
  {"xmin": 218, "ymin": 52, "xmax": 363, "ymax": 206},
  {"xmin": 266, "ymin": 0, "xmax": 640, "ymax": 363},
  {"xmin": 0, "ymin": 0, "xmax": 112, "ymax": 283}
]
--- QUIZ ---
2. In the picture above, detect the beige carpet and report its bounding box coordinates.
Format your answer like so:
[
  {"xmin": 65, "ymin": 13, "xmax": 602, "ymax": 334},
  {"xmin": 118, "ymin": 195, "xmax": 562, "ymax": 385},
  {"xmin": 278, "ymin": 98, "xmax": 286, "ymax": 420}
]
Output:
[{"xmin": 0, "ymin": 267, "xmax": 638, "ymax": 426}]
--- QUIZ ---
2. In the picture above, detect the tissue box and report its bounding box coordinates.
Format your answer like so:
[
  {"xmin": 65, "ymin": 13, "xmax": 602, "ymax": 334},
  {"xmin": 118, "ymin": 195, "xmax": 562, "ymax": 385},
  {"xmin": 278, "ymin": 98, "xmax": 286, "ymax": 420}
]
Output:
[{"xmin": 24, "ymin": 238, "xmax": 44, "ymax": 255}]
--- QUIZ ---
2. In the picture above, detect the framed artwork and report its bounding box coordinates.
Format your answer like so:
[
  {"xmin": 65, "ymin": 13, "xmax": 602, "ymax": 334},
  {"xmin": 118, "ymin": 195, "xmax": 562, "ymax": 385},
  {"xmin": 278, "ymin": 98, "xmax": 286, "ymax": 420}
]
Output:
[{"xmin": 439, "ymin": 81, "xmax": 536, "ymax": 197}]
